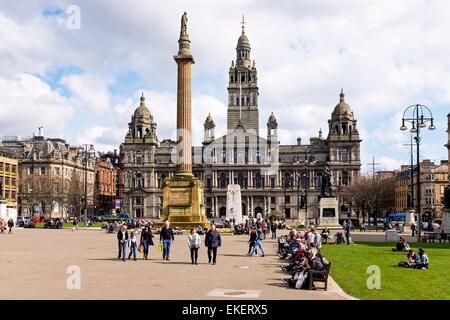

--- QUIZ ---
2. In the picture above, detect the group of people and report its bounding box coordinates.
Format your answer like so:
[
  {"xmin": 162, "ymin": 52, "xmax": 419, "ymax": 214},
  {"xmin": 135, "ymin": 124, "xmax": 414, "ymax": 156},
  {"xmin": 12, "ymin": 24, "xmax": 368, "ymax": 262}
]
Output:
[
  {"xmin": 398, "ymin": 247, "xmax": 429, "ymax": 270},
  {"xmin": 117, "ymin": 220, "xmax": 222, "ymax": 265},
  {"xmin": 0, "ymin": 218, "xmax": 14, "ymax": 234},
  {"xmin": 279, "ymin": 227, "xmax": 326, "ymax": 289}
]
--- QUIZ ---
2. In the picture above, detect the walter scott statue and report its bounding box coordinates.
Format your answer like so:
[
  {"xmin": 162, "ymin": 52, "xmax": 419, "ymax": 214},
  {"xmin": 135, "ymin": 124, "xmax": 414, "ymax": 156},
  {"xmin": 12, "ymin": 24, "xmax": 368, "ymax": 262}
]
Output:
[{"xmin": 321, "ymin": 162, "xmax": 333, "ymax": 197}]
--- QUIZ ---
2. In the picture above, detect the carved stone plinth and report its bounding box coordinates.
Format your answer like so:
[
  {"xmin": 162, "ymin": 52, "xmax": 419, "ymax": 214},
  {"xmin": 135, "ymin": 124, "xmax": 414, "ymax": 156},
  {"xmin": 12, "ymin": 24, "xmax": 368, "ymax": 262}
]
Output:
[{"xmin": 157, "ymin": 174, "xmax": 210, "ymax": 230}]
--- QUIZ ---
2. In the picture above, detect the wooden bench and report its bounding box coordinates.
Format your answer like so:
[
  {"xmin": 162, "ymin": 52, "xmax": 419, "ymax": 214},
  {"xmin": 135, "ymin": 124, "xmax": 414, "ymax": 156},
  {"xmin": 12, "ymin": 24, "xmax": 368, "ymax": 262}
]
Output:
[
  {"xmin": 365, "ymin": 226, "xmax": 379, "ymax": 232},
  {"xmin": 422, "ymin": 232, "xmax": 449, "ymax": 243},
  {"xmin": 308, "ymin": 257, "xmax": 331, "ymax": 291}
]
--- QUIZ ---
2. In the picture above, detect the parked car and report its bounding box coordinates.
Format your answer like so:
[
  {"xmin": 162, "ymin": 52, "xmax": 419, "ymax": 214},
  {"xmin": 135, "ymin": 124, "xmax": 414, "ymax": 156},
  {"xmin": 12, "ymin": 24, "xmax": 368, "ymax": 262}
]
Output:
[
  {"xmin": 24, "ymin": 219, "xmax": 35, "ymax": 228},
  {"xmin": 16, "ymin": 216, "xmax": 27, "ymax": 227}
]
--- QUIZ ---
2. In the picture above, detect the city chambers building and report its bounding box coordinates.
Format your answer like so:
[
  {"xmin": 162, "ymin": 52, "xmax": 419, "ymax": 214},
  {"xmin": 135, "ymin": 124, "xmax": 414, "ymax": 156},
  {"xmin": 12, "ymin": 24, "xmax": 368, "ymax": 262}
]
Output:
[{"xmin": 121, "ymin": 23, "xmax": 362, "ymax": 222}]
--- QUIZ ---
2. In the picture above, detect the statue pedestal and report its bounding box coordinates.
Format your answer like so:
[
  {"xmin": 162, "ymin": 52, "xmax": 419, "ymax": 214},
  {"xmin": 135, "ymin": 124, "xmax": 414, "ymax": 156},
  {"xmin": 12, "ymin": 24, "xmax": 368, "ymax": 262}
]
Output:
[
  {"xmin": 404, "ymin": 209, "xmax": 416, "ymax": 228},
  {"xmin": 298, "ymin": 209, "xmax": 306, "ymax": 228},
  {"xmin": 157, "ymin": 173, "xmax": 210, "ymax": 230},
  {"xmin": 318, "ymin": 197, "xmax": 341, "ymax": 228},
  {"xmin": 442, "ymin": 208, "xmax": 450, "ymax": 233}
]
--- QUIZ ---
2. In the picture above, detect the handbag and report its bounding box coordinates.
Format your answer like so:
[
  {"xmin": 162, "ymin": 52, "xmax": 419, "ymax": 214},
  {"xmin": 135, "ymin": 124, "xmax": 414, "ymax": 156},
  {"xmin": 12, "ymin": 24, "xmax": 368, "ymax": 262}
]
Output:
[
  {"xmin": 295, "ymin": 271, "xmax": 308, "ymax": 289},
  {"xmin": 158, "ymin": 243, "xmax": 163, "ymax": 254},
  {"xmin": 137, "ymin": 244, "xmax": 144, "ymax": 253}
]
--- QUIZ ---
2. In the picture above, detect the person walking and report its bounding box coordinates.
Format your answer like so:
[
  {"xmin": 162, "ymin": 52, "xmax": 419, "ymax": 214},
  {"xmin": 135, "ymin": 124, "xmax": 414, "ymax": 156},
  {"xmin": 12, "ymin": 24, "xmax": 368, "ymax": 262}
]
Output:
[
  {"xmin": 271, "ymin": 220, "xmax": 278, "ymax": 239},
  {"xmin": 411, "ymin": 223, "xmax": 416, "ymax": 237},
  {"xmin": 140, "ymin": 224, "xmax": 154, "ymax": 260},
  {"xmin": 128, "ymin": 231, "xmax": 138, "ymax": 261},
  {"xmin": 187, "ymin": 228, "xmax": 201, "ymax": 265},
  {"xmin": 7, "ymin": 218, "xmax": 14, "ymax": 234},
  {"xmin": 160, "ymin": 221, "xmax": 174, "ymax": 261},
  {"xmin": 0, "ymin": 219, "xmax": 6, "ymax": 234},
  {"xmin": 247, "ymin": 226, "xmax": 258, "ymax": 256},
  {"xmin": 344, "ymin": 222, "xmax": 351, "ymax": 245},
  {"xmin": 72, "ymin": 217, "xmax": 78, "ymax": 231},
  {"xmin": 205, "ymin": 224, "xmax": 221, "ymax": 265},
  {"xmin": 117, "ymin": 225, "xmax": 128, "ymax": 261},
  {"xmin": 250, "ymin": 227, "xmax": 265, "ymax": 257}
]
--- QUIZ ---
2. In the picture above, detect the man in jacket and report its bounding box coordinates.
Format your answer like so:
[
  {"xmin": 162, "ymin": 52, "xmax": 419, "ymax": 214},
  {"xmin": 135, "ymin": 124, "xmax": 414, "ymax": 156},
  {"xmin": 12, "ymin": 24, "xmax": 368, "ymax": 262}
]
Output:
[
  {"xmin": 160, "ymin": 220, "xmax": 175, "ymax": 261},
  {"xmin": 271, "ymin": 220, "xmax": 278, "ymax": 239},
  {"xmin": 117, "ymin": 225, "xmax": 129, "ymax": 261},
  {"xmin": 205, "ymin": 224, "xmax": 221, "ymax": 265}
]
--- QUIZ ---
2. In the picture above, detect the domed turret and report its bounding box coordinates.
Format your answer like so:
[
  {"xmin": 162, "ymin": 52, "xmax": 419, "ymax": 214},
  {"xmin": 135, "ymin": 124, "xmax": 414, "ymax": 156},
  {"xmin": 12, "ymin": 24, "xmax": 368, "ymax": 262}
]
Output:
[
  {"xmin": 203, "ymin": 113, "xmax": 216, "ymax": 144},
  {"xmin": 133, "ymin": 92, "xmax": 152, "ymax": 120},
  {"xmin": 332, "ymin": 89, "xmax": 354, "ymax": 120}
]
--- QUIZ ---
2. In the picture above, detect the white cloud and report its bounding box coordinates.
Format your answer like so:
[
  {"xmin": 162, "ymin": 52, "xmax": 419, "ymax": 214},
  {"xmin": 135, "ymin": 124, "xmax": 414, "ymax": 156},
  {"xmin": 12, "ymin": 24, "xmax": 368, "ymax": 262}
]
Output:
[
  {"xmin": 0, "ymin": 73, "xmax": 74, "ymax": 137},
  {"xmin": 61, "ymin": 73, "xmax": 111, "ymax": 115}
]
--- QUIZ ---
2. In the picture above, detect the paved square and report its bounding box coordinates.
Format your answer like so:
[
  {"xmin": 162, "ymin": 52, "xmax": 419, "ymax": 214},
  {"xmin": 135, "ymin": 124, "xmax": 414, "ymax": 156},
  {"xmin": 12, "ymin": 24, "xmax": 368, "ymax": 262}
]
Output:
[{"xmin": 0, "ymin": 229, "xmax": 354, "ymax": 300}]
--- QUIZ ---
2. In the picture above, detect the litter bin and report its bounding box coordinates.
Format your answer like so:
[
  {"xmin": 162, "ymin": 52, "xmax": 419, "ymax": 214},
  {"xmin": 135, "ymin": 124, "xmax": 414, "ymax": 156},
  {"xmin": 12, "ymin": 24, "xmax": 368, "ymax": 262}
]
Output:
[{"xmin": 386, "ymin": 229, "xmax": 399, "ymax": 242}]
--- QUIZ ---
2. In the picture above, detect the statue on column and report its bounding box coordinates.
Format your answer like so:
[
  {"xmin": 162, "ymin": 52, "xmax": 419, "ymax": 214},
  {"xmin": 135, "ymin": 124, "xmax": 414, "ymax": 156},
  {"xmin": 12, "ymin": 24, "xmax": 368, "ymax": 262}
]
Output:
[
  {"xmin": 321, "ymin": 162, "xmax": 333, "ymax": 197},
  {"xmin": 180, "ymin": 12, "xmax": 188, "ymax": 36},
  {"xmin": 444, "ymin": 184, "xmax": 450, "ymax": 209},
  {"xmin": 407, "ymin": 191, "xmax": 413, "ymax": 210}
]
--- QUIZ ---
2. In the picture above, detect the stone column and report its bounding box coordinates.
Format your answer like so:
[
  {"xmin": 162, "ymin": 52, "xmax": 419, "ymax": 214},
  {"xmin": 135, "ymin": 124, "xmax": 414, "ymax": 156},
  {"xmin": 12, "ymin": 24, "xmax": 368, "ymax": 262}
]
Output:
[{"xmin": 174, "ymin": 29, "xmax": 195, "ymax": 175}]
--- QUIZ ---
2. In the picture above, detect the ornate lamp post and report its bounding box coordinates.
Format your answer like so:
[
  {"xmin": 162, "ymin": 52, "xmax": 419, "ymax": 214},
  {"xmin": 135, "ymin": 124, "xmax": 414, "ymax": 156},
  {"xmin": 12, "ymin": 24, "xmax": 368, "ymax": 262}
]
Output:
[
  {"xmin": 400, "ymin": 104, "xmax": 435, "ymax": 241},
  {"xmin": 78, "ymin": 144, "xmax": 96, "ymax": 227}
]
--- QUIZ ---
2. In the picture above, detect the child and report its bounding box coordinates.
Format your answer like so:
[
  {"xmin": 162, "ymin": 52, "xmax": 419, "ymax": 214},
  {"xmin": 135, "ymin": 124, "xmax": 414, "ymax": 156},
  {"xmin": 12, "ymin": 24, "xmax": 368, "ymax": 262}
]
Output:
[
  {"xmin": 415, "ymin": 248, "xmax": 429, "ymax": 270},
  {"xmin": 128, "ymin": 231, "xmax": 138, "ymax": 261}
]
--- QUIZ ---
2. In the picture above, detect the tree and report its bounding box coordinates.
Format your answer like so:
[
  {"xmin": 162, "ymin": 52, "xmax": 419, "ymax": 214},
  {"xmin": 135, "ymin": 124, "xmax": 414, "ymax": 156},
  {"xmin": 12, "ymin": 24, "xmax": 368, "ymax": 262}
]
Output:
[
  {"xmin": 343, "ymin": 174, "xmax": 396, "ymax": 226},
  {"xmin": 67, "ymin": 171, "xmax": 84, "ymax": 217}
]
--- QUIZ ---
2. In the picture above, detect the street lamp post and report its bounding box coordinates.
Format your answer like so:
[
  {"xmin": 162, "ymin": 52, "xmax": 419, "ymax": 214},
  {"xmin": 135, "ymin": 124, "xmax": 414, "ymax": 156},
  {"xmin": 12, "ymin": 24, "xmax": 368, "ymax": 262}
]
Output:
[
  {"xmin": 400, "ymin": 104, "xmax": 436, "ymax": 242},
  {"xmin": 78, "ymin": 144, "xmax": 96, "ymax": 227}
]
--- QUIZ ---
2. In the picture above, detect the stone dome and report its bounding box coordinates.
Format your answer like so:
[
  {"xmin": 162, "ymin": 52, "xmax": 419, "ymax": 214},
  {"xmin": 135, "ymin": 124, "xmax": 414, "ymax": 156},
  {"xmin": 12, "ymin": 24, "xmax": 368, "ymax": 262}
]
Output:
[
  {"xmin": 332, "ymin": 89, "xmax": 353, "ymax": 119},
  {"xmin": 204, "ymin": 113, "xmax": 215, "ymax": 126},
  {"xmin": 237, "ymin": 32, "xmax": 250, "ymax": 48},
  {"xmin": 268, "ymin": 112, "xmax": 277, "ymax": 123},
  {"xmin": 133, "ymin": 93, "xmax": 152, "ymax": 120}
]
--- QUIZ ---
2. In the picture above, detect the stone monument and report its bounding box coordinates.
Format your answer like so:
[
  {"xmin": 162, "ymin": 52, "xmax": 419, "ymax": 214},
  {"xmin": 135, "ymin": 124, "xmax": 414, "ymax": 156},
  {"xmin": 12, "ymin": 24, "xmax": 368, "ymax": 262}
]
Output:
[
  {"xmin": 158, "ymin": 12, "xmax": 209, "ymax": 230},
  {"xmin": 298, "ymin": 193, "xmax": 306, "ymax": 228},
  {"xmin": 404, "ymin": 191, "xmax": 416, "ymax": 228},
  {"xmin": 318, "ymin": 161, "xmax": 341, "ymax": 229},
  {"xmin": 441, "ymin": 184, "xmax": 450, "ymax": 233},
  {"xmin": 226, "ymin": 184, "xmax": 242, "ymax": 223}
]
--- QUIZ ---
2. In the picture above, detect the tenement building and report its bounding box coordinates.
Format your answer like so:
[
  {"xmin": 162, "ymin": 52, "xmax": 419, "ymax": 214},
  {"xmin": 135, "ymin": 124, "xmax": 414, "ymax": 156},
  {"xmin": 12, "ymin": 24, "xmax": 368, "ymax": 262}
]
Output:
[
  {"xmin": 121, "ymin": 22, "xmax": 362, "ymax": 221},
  {"xmin": 0, "ymin": 146, "xmax": 18, "ymax": 211},
  {"xmin": 4, "ymin": 134, "xmax": 96, "ymax": 218}
]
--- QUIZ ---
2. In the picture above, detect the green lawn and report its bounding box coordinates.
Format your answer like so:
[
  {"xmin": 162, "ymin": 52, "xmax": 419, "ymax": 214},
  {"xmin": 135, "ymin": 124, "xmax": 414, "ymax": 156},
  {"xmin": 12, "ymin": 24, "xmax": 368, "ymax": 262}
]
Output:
[
  {"xmin": 321, "ymin": 242, "xmax": 450, "ymax": 300},
  {"xmin": 34, "ymin": 222, "xmax": 102, "ymax": 228}
]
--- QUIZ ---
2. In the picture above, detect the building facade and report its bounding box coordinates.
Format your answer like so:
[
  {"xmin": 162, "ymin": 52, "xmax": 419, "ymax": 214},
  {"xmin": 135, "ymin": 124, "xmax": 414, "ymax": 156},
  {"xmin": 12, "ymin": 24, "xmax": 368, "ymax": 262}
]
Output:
[
  {"xmin": 121, "ymin": 22, "xmax": 362, "ymax": 221},
  {"xmin": 94, "ymin": 157, "xmax": 117, "ymax": 215},
  {"xmin": 393, "ymin": 160, "xmax": 448, "ymax": 221},
  {"xmin": 0, "ymin": 147, "xmax": 18, "ymax": 210},
  {"xmin": 7, "ymin": 135, "xmax": 96, "ymax": 218}
]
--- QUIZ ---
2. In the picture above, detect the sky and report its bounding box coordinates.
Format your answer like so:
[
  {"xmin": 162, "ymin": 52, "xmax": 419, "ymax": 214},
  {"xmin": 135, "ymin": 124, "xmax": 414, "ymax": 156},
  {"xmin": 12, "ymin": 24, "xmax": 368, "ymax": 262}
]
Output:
[{"xmin": 0, "ymin": 0, "xmax": 449, "ymax": 174}]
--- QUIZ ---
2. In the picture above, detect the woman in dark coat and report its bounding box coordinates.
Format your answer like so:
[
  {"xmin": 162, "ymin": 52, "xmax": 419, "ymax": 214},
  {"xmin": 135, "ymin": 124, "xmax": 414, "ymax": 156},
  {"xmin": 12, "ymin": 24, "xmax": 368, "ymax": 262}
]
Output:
[{"xmin": 140, "ymin": 224, "xmax": 154, "ymax": 260}]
